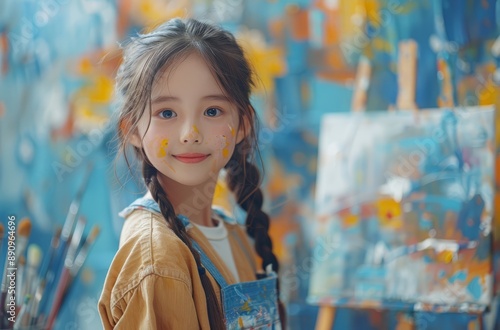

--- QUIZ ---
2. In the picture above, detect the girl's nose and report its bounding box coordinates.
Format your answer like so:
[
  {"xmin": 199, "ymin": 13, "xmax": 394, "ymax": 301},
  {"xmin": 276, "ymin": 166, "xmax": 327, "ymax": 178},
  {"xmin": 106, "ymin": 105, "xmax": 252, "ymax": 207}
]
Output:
[{"xmin": 181, "ymin": 124, "xmax": 202, "ymax": 144}]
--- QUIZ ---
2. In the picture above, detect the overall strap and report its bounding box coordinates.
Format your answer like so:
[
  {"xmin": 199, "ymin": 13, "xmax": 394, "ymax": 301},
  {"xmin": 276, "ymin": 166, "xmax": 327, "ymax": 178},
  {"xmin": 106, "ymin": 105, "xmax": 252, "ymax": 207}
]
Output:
[
  {"xmin": 177, "ymin": 214, "xmax": 229, "ymax": 289},
  {"xmin": 119, "ymin": 197, "xmax": 163, "ymax": 217},
  {"xmin": 227, "ymin": 227, "xmax": 257, "ymax": 274}
]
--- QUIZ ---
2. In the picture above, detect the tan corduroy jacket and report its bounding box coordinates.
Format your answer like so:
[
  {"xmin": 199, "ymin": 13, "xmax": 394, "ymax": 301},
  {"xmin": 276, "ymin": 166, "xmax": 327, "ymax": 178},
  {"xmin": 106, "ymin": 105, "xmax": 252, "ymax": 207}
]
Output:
[{"xmin": 98, "ymin": 207, "xmax": 258, "ymax": 329}]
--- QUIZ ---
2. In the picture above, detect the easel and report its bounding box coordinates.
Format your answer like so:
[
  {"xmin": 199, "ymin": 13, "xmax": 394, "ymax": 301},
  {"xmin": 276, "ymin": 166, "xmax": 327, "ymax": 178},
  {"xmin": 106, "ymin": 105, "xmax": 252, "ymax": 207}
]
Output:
[
  {"xmin": 314, "ymin": 306, "xmax": 336, "ymax": 330},
  {"xmin": 314, "ymin": 39, "xmax": 419, "ymax": 330}
]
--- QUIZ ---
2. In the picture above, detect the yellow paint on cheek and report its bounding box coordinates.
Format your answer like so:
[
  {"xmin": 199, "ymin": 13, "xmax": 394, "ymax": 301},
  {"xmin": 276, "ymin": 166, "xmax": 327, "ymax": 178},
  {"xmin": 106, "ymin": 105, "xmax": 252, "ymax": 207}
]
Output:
[
  {"xmin": 156, "ymin": 138, "xmax": 169, "ymax": 158},
  {"xmin": 221, "ymin": 135, "xmax": 230, "ymax": 158},
  {"xmin": 228, "ymin": 124, "xmax": 236, "ymax": 137}
]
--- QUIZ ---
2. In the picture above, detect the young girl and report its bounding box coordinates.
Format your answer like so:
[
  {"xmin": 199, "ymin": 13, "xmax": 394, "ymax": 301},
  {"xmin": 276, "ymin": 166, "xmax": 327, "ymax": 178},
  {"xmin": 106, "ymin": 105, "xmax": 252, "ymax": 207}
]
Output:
[{"xmin": 98, "ymin": 18, "xmax": 285, "ymax": 329}]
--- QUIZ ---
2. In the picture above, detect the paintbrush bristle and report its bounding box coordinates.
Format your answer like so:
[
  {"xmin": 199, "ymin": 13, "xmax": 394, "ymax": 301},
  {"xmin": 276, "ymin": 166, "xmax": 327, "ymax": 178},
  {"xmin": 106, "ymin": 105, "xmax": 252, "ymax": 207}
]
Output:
[
  {"xmin": 88, "ymin": 225, "xmax": 101, "ymax": 243},
  {"xmin": 18, "ymin": 218, "xmax": 32, "ymax": 237},
  {"xmin": 0, "ymin": 223, "xmax": 4, "ymax": 238},
  {"xmin": 27, "ymin": 244, "xmax": 42, "ymax": 268}
]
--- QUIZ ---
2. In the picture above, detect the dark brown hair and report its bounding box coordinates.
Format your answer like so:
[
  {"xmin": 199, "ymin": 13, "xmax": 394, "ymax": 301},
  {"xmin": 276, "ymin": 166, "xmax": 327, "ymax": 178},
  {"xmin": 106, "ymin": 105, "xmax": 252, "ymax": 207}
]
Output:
[{"xmin": 115, "ymin": 17, "xmax": 284, "ymax": 329}]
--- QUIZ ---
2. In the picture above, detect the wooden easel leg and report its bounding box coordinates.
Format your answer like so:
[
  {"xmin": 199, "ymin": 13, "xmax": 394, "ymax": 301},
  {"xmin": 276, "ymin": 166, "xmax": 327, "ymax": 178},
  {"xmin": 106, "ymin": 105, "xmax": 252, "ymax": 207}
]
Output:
[{"xmin": 315, "ymin": 306, "xmax": 336, "ymax": 330}]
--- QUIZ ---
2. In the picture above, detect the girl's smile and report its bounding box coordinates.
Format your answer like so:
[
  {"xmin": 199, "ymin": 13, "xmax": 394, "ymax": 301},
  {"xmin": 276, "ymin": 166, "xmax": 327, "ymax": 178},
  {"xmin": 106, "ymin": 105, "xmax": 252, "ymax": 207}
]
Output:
[{"xmin": 173, "ymin": 153, "xmax": 211, "ymax": 163}]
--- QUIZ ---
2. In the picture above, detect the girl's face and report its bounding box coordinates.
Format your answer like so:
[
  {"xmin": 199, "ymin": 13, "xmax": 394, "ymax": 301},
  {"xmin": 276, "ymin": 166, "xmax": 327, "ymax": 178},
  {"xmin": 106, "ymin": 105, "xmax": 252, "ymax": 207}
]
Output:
[{"xmin": 131, "ymin": 52, "xmax": 245, "ymax": 187}]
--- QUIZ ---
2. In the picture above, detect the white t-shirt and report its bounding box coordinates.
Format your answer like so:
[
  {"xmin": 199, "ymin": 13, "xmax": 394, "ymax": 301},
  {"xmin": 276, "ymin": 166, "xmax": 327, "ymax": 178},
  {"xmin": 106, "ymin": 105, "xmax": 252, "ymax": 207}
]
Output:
[{"xmin": 193, "ymin": 212, "xmax": 240, "ymax": 282}]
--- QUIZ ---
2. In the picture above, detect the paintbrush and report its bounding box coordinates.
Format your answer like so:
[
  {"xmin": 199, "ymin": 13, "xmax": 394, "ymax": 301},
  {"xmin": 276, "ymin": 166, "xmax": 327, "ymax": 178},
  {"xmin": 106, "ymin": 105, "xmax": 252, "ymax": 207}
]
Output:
[
  {"xmin": 14, "ymin": 245, "xmax": 42, "ymax": 329},
  {"xmin": 0, "ymin": 223, "xmax": 7, "ymax": 296},
  {"xmin": 0, "ymin": 223, "xmax": 4, "ymax": 260},
  {"xmin": 52, "ymin": 164, "xmax": 93, "ymax": 283},
  {"xmin": 46, "ymin": 225, "xmax": 100, "ymax": 330},
  {"xmin": 65, "ymin": 217, "xmax": 86, "ymax": 269},
  {"xmin": 29, "ymin": 227, "xmax": 61, "ymax": 325},
  {"xmin": 13, "ymin": 294, "xmax": 31, "ymax": 329},
  {"xmin": 70, "ymin": 225, "xmax": 100, "ymax": 277},
  {"xmin": 39, "ymin": 164, "xmax": 93, "ymax": 323},
  {"xmin": 14, "ymin": 218, "xmax": 32, "ymax": 267},
  {"xmin": 42, "ymin": 217, "xmax": 86, "ymax": 326},
  {"xmin": 0, "ymin": 223, "xmax": 9, "ymax": 327},
  {"xmin": 15, "ymin": 256, "xmax": 25, "ymax": 307},
  {"xmin": 1, "ymin": 218, "xmax": 31, "ymax": 324},
  {"xmin": 20, "ymin": 245, "xmax": 42, "ymax": 306},
  {"xmin": 61, "ymin": 163, "xmax": 93, "ymax": 244},
  {"xmin": 37, "ymin": 227, "xmax": 62, "ymax": 289}
]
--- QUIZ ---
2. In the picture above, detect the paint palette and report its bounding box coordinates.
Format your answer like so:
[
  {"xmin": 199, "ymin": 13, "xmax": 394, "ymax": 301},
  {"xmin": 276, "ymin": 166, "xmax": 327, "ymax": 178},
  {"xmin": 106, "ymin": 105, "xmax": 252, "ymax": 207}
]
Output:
[{"xmin": 308, "ymin": 106, "xmax": 495, "ymax": 313}]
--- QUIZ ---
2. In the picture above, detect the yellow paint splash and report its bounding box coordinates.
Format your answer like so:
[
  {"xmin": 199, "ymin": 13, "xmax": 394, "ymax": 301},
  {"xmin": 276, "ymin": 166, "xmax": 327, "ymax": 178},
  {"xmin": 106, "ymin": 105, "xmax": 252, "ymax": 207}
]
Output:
[
  {"xmin": 438, "ymin": 250, "xmax": 454, "ymax": 263},
  {"xmin": 228, "ymin": 124, "xmax": 236, "ymax": 137},
  {"xmin": 213, "ymin": 177, "xmax": 232, "ymax": 212},
  {"xmin": 138, "ymin": 0, "xmax": 188, "ymax": 27},
  {"xmin": 157, "ymin": 138, "xmax": 169, "ymax": 158},
  {"xmin": 240, "ymin": 300, "xmax": 251, "ymax": 312},
  {"xmin": 193, "ymin": 125, "xmax": 199, "ymax": 134},
  {"xmin": 376, "ymin": 198, "xmax": 403, "ymax": 229},
  {"xmin": 236, "ymin": 30, "xmax": 286, "ymax": 94},
  {"xmin": 343, "ymin": 214, "xmax": 359, "ymax": 227}
]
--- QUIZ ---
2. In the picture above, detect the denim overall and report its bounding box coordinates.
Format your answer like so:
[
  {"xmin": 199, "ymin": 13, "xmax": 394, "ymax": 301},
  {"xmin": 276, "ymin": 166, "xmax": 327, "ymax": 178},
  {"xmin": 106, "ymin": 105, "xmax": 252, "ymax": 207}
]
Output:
[{"xmin": 121, "ymin": 197, "xmax": 282, "ymax": 330}]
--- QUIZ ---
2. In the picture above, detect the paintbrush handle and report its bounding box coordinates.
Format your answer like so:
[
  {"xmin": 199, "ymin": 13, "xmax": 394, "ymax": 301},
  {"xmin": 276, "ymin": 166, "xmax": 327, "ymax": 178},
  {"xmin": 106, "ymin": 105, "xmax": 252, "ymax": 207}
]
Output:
[
  {"xmin": 13, "ymin": 295, "xmax": 31, "ymax": 329},
  {"xmin": 46, "ymin": 269, "xmax": 70, "ymax": 330},
  {"xmin": 1, "ymin": 256, "xmax": 10, "ymax": 293},
  {"xmin": 38, "ymin": 228, "xmax": 61, "ymax": 283},
  {"xmin": 38, "ymin": 240, "xmax": 68, "ymax": 320},
  {"xmin": 28, "ymin": 279, "xmax": 45, "ymax": 326},
  {"xmin": 0, "ymin": 291, "xmax": 7, "ymax": 327}
]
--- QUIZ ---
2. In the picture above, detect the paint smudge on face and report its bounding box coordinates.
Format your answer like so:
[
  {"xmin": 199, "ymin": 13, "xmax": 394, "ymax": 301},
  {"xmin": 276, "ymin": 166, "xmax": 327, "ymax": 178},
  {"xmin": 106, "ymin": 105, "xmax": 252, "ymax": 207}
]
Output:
[
  {"xmin": 184, "ymin": 125, "xmax": 200, "ymax": 142},
  {"xmin": 161, "ymin": 158, "xmax": 176, "ymax": 173},
  {"xmin": 215, "ymin": 135, "xmax": 226, "ymax": 150},
  {"xmin": 156, "ymin": 138, "xmax": 169, "ymax": 158},
  {"xmin": 222, "ymin": 135, "xmax": 231, "ymax": 158},
  {"xmin": 228, "ymin": 124, "xmax": 236, "ymax": 137}
]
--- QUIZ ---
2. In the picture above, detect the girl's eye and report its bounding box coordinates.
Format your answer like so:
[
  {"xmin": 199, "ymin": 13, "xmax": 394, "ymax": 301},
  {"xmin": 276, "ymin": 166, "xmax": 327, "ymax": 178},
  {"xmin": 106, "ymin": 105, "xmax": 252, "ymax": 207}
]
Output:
[
  {"xmin": 159, "ymin": 110, "xmax": 177, "ymax": 119},
  {"xmin": 204, "ymin": 108, "xmax": 222, "ymax": 117}
]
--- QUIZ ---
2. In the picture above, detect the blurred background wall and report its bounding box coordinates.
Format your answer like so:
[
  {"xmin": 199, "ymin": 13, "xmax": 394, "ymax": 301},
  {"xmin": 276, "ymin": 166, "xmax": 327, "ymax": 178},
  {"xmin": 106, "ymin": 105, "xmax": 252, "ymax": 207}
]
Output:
[{"xmin": 0, "ymin": 0, "xmax": 499, "ymax": 329}]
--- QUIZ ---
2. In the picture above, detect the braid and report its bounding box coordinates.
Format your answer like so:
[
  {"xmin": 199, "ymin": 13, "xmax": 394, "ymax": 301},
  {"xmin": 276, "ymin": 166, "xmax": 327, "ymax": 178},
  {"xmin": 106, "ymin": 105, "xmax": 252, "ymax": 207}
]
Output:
[
  {"xmin": 142, "ymin": 161, "xmax": 225, "ymax": 330},
  {"xmin": 225, "ymin": 146, "xmax": 286, "ymax": 327}
]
